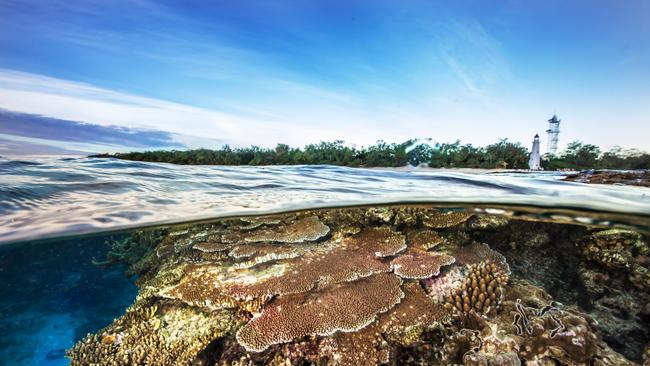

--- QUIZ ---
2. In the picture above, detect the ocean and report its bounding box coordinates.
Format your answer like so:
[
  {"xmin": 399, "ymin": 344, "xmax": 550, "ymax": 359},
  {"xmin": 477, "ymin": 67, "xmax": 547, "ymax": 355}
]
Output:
[{"xmin": 1, "ymin": 156, "xmax": 649, "ymax": 365}]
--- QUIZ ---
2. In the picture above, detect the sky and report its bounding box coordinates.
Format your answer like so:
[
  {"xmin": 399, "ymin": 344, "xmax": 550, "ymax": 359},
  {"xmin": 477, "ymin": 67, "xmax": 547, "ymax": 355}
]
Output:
[{"xmin": 0, "ymin": 0, "xmax": 649, "ymax": 154}]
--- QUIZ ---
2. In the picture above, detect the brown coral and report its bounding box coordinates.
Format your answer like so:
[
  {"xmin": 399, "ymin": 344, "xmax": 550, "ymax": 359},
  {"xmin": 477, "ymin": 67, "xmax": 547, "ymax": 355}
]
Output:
[
  {"xmin": 391, "ymin": 251, "xmax": 456, "ymax": 279},
  {"xmin": 158, "ymin": 265, "xmax": 239, "ymax": 311},
  {"xmin": 244, "ymin": 216, "xmax": 330, "ymax": 243},
  {"xmin": 228, "ymin": 243, "xmax": 303, "ymax": 269},
  {"xmin": 193, "ymin": 241, "xmax": 235, "ymax": 253},
  {"xmin": 446, "ymin": 260, "xmax": 509, "ymax": 316},
  {"xmin": 235, "ymin": 273, "xmax": 404, "ymax": 352},
  {"xmin": 408, "ymin": 229, "xmax": 444, "ymax": 250},
  {"xmin": 378, "ymin": 282, "xmax": 450, "ymax": 345},
  {"xmin": 67, "ymin": 306, "xmax": 234, "ymax": 366},
  {"xmin": 421, "ymin": 210, "xmax": 473, "ymax": 229},
  {"xmin": 322, "ymin": 323, "xmax": 390, "ymax": 366},
  {"xmin": 453, "ymin": 242, "xmax": 510, "ymax": 274},
  {"xmin": 224, "ymin": 227, "xmax": 405, "ymax": 300}
]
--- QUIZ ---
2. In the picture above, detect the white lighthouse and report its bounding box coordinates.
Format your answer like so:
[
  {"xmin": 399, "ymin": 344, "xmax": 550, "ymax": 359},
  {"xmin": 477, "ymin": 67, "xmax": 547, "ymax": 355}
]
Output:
[{"xmin": 528, "ymin": 134, "xmax": 541, "ymax": 170}]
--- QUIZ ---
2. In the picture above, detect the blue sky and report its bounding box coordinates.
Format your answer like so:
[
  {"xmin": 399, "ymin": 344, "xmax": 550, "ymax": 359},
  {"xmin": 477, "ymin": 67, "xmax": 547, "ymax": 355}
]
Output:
[{"xmin": 0, "ymin": 0, "xmax": 649, "ymax": 153}]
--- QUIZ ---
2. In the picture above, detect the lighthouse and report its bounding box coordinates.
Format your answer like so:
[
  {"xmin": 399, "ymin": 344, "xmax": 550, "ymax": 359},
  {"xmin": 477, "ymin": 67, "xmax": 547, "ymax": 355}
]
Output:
[{"xmin": 529, "ymin": 134, "xmax": 541, "ymax": 170}]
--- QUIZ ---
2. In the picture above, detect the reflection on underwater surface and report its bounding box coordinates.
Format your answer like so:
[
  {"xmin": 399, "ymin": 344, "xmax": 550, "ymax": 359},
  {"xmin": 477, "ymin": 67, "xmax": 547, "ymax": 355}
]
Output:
[{"xmin": 3, "ymin": 205, "xmax": 647, "ymax": 365}]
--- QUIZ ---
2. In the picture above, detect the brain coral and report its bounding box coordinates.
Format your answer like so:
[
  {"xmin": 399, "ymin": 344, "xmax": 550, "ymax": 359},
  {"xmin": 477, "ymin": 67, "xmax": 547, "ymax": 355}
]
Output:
[{"xmin": 235, "ymin": 273, "xmax": 404, "ymax": 352}]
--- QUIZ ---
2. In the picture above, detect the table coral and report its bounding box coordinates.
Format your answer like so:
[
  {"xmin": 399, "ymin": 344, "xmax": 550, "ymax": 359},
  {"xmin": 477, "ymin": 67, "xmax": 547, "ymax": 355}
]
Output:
[
  {"xmin": 157, "ymin": 265, "xmax": 239, "ymax": 311},
  {"xmin": 421, "ymin": 210, "xmax": 474, "ymax": 229},
  {"xmin": 391, "ymin": 250, "xmax": 456, "ymax": 279},
  {"xmin": 244, "ymin": 216, "xmax": 330, "ymax": 243},
  {"xmin": 235, "ymin": 273, "xmax": 404, "ymax": 352},
  {"xmin": 378, "ymin": 282, "xmax": 450, "ymax": 345},
  {"xmin": 408, "ymin": 229, "xmax": 444, "ymax": 250},
  {"xmin": 224, "ymin": 227, "xmax": 405, "ymax": 300}
]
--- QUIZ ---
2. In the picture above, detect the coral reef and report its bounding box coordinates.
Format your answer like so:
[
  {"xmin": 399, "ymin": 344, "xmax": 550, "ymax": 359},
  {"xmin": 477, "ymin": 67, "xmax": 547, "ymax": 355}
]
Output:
[
  {"xmin": 236, "ymin": 273, "xmax": 403, "ymax": 352},
  {"xmin": 579, "ymin": 228, "xmax": 646, "ymax": 271},
  {"xmin": 224, "ymin": 226, "xmax": 405, "ymax": 300},
  {"xmin": 244, "ymin": 216, "xmax": 330, "ymax": 243},
  {"xmin": 391, "ymin": 250, "xmax": 455, "ymax": 279},
  {"xmin": 67, "ymin": 306, "xmax": 236, "ymax": 366},
  {"xmin": 421, "ymin": 210, "xmax": 474, "ymax": 229},
  {"xmin": 446, "ymin": 260, "xmax": 509, "ymax": 316},
  {"xmin": 68, "ymin": 206, "xmax": 646, "ymax": 365},
  {"xmin": 407, "ymin": 229, "xmax": 444, "ymax": 250}
]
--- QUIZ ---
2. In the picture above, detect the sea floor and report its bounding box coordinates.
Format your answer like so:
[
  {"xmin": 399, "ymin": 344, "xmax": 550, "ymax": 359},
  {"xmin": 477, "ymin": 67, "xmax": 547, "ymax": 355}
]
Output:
[{"xmin": 0, "ymin": 236, "xmax": 138, "ymax": 366}]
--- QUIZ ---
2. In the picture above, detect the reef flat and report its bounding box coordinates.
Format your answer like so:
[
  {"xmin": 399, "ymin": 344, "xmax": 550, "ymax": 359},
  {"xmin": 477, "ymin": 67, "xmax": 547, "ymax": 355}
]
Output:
[
  {"xmin": 67, "ymin": 206, "xmax": 650, "ymax": 365},
  {"xmin": 564, "ymin": 170, "xmax": 650, "ymax": 187}
]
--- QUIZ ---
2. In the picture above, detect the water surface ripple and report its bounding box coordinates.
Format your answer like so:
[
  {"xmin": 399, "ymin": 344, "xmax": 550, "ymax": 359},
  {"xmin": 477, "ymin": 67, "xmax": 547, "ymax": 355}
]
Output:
[{"xmin": 1, "ymin": 156, "xmax": 649, "ymax": 244}]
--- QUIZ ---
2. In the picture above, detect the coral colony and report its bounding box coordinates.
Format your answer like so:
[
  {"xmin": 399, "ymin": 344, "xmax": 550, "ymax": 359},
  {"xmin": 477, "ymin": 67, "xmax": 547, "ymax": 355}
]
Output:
[{"xmin": 68, "ymin": 207, "xmax": 648, "ymax": 365}]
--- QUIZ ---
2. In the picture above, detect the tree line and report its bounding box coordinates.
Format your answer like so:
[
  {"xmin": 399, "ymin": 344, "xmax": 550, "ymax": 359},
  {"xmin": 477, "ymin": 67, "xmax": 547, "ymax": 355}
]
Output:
[{"xmin": 91, "ymin": 139, "xmax": 650, "ymax": 170}]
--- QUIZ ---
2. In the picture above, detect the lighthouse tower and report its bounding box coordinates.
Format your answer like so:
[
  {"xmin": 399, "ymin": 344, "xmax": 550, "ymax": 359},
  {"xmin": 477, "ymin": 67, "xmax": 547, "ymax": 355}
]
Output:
[{"xmin": 529, "ymin": 134, "xmax": 541, "ymax": 170}]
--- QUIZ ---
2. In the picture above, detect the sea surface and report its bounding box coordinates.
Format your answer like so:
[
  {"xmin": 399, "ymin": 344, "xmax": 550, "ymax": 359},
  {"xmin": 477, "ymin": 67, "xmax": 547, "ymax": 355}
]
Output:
[
  {"xmin": 2, "ymin": 156, "xmax": 650, "ymax": 245},
  {"xmin": 1, "ymin": 156, "xmax": 649, "ymax": 365}
]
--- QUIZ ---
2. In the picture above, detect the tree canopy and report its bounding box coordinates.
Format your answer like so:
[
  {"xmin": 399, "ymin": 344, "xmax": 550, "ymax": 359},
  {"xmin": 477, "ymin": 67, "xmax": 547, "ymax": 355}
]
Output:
[{"xmin": 91, "ymin": 139, "xmax": 650, "ymax": 170}]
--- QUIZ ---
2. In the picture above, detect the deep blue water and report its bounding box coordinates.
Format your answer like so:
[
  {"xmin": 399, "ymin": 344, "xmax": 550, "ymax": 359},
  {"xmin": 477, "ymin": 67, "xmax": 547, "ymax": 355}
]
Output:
[{"xmin": 0, "ymin": 235, "xmax": 138, "ymax": 366}]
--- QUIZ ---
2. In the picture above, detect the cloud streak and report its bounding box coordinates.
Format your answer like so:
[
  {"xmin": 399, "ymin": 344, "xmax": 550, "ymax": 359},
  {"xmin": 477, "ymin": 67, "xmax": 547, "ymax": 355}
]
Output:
[{"xmin": 0, "ymin": 69, "xmax": 284, "ymax": 146}]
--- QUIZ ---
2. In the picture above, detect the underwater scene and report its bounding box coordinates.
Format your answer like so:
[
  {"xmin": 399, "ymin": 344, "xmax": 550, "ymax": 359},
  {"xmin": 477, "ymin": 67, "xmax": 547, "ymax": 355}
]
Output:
[
  {"xmin": 3, "ymin": 1, "xmax": 650, "ymax": 365},
  {"xmin": 2, "ymin": 198, "xmax": 650, "ymax": 365}
]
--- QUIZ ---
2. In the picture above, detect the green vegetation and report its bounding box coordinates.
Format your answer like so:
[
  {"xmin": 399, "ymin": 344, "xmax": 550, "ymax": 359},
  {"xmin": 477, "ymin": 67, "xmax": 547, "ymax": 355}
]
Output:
[
  {"xmin": 543, "ymin": 142, "xmax": 650, "ymax": 170},
  {"xmin": 92, "ymin": 139, "xmax": 650, "ymax": 170}
]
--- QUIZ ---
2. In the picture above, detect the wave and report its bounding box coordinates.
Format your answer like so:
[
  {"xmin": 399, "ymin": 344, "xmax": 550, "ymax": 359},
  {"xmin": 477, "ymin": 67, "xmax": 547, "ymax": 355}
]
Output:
[{"xmin": 1, "ymin": 156, "xmax": 649, "ymax": 244}]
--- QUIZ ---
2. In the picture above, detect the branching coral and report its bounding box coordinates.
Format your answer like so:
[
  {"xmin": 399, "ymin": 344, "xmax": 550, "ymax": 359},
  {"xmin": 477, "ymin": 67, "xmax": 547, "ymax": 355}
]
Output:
[
  {"xmin": 235, "ymin": 273, "xmax": 404, "ymax": 352},
  {"xmin": 446, "ymin": 260, "xmax": 509, "ymax": 316},
  {"xmin": 67, "ymin": 306, "xmax": 236, "ymax": 366}
]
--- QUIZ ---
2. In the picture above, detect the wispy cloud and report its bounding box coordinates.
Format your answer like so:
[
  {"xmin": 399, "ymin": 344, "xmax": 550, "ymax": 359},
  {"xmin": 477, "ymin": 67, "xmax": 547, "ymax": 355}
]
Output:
[
  {"xmin": 439, "ymin": 21, "xmax": 512, "ymax": 97},
  {"xmin": 0, "ymin": 69, "xmax": 271, "ymax": 145},
  {"xmin": 0, "ymin": 69, "xmax": 384, "ymax": 148}
]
